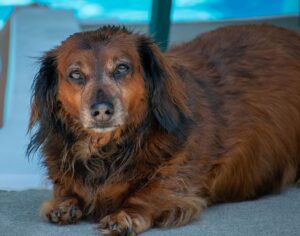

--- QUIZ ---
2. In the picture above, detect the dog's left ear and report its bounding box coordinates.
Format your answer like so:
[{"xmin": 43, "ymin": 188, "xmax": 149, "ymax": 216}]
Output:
[{"xmin": 137, "ymin": 36, "xmax": 191, "ymax": 133}]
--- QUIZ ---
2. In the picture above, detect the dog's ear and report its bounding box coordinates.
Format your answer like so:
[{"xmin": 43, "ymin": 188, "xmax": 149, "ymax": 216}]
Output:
[
  {"xmin": 137, "ymin": 36, "xmax": 191, "ymax": 133},
  {"xmin": 27, "ymin": 51, "xmax": 59, "ymax": 154},
  {"xmin": 29, "ymin": 52, "xmax": 58, "ymax": 130}
]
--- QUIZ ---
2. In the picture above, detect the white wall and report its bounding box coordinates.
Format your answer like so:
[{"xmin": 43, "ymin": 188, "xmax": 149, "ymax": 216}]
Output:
[{"xmin": 0, "ymin": 8, "xmax": 80, "ymax": 190}]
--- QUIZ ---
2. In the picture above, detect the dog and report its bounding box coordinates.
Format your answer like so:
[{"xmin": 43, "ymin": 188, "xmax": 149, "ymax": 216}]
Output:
[{"xmin": 28, "ymin": 24, "xmax": 300, "ymax": 235}]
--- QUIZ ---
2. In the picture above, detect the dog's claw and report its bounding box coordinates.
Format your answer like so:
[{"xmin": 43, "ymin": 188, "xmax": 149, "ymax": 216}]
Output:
[
  {"xmin": 70, "ymin": 206, "xmax": 78, "ymax": 218},
  {"xmin": 109, "ymin": 223, "xmax": 118, "ymax": 230}
]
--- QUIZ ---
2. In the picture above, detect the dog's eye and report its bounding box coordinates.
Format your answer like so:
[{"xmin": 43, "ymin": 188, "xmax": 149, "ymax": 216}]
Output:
[
  {"xmin": 114, "ymin": 64, "xmax": 130, "ymax": 78},
  {"xmin": 69, "ymin": 71, "xmax": 84, "ymax": 84}
]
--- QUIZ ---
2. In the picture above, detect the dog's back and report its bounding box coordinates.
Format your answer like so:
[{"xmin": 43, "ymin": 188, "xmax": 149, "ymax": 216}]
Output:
[{"xmin": 167, "ymin": 24, "xmax": 300, "ymax": 202}]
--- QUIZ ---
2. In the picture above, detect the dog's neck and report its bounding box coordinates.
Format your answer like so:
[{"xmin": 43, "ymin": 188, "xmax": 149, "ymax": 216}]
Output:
[{"xmin": 55, "ymin": 111, "xmax": 189, "ymax": 187}]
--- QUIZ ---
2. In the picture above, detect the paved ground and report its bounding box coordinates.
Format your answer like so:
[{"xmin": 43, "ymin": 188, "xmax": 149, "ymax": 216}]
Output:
[{"xmin": 0, "ymin": 188, "xmax": 299, "ymax": 236}]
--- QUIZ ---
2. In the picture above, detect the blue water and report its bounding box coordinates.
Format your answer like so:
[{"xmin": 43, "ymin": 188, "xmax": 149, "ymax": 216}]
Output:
[{"xmin": 0, "ymin": 0, "xmax": 299, "ymax": 29}]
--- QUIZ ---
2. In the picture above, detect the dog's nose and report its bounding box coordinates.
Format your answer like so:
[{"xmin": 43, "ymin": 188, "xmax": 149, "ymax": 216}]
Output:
[{"xmin": 90, "ymin": 102, "xmax": 114, "ymax": 122}]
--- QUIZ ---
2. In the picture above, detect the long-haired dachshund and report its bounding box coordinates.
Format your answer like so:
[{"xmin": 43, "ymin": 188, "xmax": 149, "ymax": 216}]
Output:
[{"xmin": 28, "ymin": 24, "xmax": 300, "ymax": 235}]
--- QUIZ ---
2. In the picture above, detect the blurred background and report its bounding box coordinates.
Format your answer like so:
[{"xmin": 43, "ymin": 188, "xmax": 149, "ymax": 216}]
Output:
[{"xmin": 0, "ymin": 0, "xmax": 299, "ymax": 190}]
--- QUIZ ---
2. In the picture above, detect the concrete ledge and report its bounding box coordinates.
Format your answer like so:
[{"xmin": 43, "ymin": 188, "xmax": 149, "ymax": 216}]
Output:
[{"xmin": 0, "ymin": 174, "xmax": 50, "ymax": 191}]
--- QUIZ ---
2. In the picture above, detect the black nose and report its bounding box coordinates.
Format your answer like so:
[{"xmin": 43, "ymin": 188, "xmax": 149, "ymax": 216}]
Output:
[{"xmin": 90, "ymin": 102, "xmax": 114, "ymax": 122}]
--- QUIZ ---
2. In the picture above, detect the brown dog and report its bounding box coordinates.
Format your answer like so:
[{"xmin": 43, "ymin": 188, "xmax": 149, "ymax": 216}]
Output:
[{"xmin": 28, "ymin": 24, "xmax": 300, "ymax": 235}]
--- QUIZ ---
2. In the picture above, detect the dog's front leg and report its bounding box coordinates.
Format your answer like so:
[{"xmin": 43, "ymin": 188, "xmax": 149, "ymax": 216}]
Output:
[{"xmin": 99, "ymin": 179, "xmax": 207, "ymax": 235}]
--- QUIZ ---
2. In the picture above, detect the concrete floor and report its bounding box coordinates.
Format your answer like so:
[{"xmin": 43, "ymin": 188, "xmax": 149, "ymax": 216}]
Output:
[{"xmin": 0, "ymin": 188, "xmax": 300, "ymax": 236}]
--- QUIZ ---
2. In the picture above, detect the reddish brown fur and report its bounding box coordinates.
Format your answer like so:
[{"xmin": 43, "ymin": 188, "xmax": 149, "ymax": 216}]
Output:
[{"xmin": 28, "ymin": 25, "xmax": 300, "ymax": 235}]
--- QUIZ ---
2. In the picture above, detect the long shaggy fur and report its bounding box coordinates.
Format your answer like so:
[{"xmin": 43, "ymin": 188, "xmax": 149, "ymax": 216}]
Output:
[{"xmin": 28, "ymin": 24, "xmax": 300, "ymax": 235}]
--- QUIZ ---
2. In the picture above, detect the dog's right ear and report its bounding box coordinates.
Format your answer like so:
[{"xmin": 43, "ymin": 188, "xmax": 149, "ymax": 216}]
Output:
[
  {"xmin": 29, "ymin": 51, "xmax": 58, "ymax": 131},
  {"xmin": 27, "ymin": 51, "xmax": 59, "ymax": 155}
]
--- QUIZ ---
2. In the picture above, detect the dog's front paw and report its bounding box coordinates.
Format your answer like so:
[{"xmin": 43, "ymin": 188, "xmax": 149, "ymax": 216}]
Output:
[
  {"xmin": 99, "ymin": 210, "xmax": 137, "ymax": 236},
  {"xmin": 41, "ymin": 198, "xmax": 82, "ymax": 224},
  {"xmin": 47, "ymin": 205, "xmax": 82, "ymax": 224}
]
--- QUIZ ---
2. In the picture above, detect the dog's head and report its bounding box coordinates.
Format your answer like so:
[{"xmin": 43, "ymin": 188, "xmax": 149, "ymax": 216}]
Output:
[{"xmin": 29, "ymin": 26, "xmax": 189, "ymax": 146}]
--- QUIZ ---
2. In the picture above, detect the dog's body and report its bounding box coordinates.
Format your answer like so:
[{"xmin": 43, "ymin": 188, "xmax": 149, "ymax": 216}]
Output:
[{"xmin": 28, "ymin": 24, "xmax": 300, "ymax": 235}]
